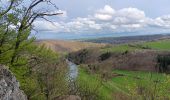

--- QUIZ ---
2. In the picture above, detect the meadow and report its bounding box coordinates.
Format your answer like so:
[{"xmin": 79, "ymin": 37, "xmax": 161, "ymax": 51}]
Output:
[
  {"xmin": 101, "ymin": 39, "xmax": 170, "ymax": 52},
  {"xmin": 142, "ymin": 39, "xmax": 170, "ymax": 50},
  {"xmin": 78, "ymin": 67, "xmax": 170, "ymax": 100},
  {"xmin": 76, "ymin": 39, "xmax": 170, "ymax": 100}
]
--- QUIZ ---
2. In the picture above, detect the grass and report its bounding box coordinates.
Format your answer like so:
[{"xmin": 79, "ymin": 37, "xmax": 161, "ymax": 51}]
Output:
[
  {"xmin": 78, "ymin": 68, "xmax": 121, "ymax": 100},
  {"xmin": 101, "ymin": 44, "xmax": 139, "ymax": 53},
  {"xmin": 112, "ymin": 70, "xmax": 169, "ymax": 90},
  {"xmin": 78, "ymin": 67, "xmax": 170, "ymax": 100},
  {"xmin": 78, "ymin": 68, "xmax": 137, "ymax": 99},
  {"xmin": 77, "ymin": 39, "xmax": 170, "ymax": 99},
  {"xmin": 112, "ymin": 70, "xmax": 170, "ymax": 99},
  {"xmin": 101, "ymin": 39, "xmax": 170, "ymax": 53},
  {"xmin": 112, "ymin": 70, "xmax": 167, "ymax": 81},
  {"xmin": 142, "ymin": 39, "xmax": 170, "ymax": 50}
]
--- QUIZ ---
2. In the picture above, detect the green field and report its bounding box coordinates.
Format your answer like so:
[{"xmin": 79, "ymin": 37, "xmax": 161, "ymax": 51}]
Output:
[
  {"xmin": 142, "ymin": 39, "xmax": 170, "ymax": 50},
  {"xmin": 78, "ymin": 68, "xmax": 170, "ymax": 100},
  {"xmin": 78, "ymin": 39, "xmax": 170, "ymax": 99},
  {"xmin": 77, "ymin": 68, "xmax": 113, "ymax": 100},
  {"xmin": 112, "ymin": 70, "xmax": 169, "ymax": 90},
  {"xmin": 101, "ymin": 39, "xmax": 170, "ymax": 53}
]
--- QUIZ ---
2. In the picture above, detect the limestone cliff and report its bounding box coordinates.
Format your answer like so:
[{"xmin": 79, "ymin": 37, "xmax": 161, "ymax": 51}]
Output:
[{"xmin": 0, "ymin": 65, "xmax": 27, "ymax": 100}]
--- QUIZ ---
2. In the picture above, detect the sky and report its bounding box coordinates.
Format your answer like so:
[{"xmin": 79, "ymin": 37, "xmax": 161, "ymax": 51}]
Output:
[{"xmin": 32, "ymin": 0, "xmax": 170, "ymax": 40}]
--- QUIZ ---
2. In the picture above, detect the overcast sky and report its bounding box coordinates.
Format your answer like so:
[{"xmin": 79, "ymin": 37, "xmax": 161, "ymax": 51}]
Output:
[{"xmin": 32, "ymin": 0, "xmax": 170, "ymax": 39}]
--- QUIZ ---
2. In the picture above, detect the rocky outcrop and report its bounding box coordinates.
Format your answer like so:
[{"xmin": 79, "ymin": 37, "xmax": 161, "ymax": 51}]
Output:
[{"xmin": 0, "ymin": 65, "xmax": 27, "ymax": 100}]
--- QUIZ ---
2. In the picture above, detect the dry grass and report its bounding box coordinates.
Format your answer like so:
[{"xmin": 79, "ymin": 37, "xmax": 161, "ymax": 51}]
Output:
[{"xmin": 35, "ymin": 40, "xmax": 106, "ymax": 53}]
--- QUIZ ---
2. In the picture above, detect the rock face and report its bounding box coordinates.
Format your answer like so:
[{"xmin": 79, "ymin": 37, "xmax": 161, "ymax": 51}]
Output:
[{"xmin": 0, "ymin": 65, "xmax": 27, "ymax": 100}]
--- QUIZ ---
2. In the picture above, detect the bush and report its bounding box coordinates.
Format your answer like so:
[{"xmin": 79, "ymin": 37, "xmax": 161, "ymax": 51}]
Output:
[
  {"xmin": 156, "ymin": 54, "xmax": 170, "ymax": 73},
  {"xmin": 99, "ymin": 52, "xmax": 112, "ymax": 61},
  {"xmin": 68, "ymin": 49, "xmax": 89, "ymax": 64}
]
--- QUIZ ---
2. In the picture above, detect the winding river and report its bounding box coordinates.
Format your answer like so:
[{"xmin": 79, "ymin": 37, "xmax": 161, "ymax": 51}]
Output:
[{"xmin": 66, "ymin": 59, "xmax": 78, "ymax": 80}]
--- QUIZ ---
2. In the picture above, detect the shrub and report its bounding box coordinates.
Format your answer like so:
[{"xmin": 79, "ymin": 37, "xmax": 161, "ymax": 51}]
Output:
[
  {"xmin": 99, "ymin": 52, "xmax": 112, "ymax": 61},
  {"xmin": 156, "ymin": 54, "xmax": 170, "ymax": 73}
]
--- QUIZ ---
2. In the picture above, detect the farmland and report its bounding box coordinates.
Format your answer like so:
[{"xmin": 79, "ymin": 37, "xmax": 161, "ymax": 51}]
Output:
[
  {"xmin": 78, "ymin": 68, "xmax": 170, "ymax": 100},
  {"xmin": 69, "ymin": 39, "xmax": 170, "ymax": 100}
]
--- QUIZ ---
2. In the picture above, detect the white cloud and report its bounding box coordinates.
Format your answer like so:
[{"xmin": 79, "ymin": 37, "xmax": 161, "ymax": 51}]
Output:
[
  {"xmin": 154, "ymin": 15, "xmax": 170, "ymax": 28},
  {"xmin": 94, "ymin": 14, "xmax": 113, "ymax": 21},
  {"xmin": 34, "ymin": 20, "xmax": 63, "ymax": 32},
  {"xmin": 93, "ymin": 6, "xmax": 148, "ymax": 31},
  {"xmin": 98, "ymin": 5, "xmax": 115, "ymax": 15},
  {"xmin": 34, "ymin": 5, "xmax": 170, "ymax": 34},
  {"xmin": 64, "ymin": 18, "xmax": 102, "ymax": 33},
  {"xmin": 121, "ymin": 24, "xmax": 142, "ymax": 28},
  {"xmin": 116, "ymin": 7, "xmax": 145, "ymax": 20},
  {"xmin": 94, "ymin": 5, "xmax": 115, "ymax": 21}
]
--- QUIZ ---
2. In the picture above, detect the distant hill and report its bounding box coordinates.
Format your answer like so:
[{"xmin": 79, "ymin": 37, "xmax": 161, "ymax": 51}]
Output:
[
  {"xmin": 84, "ymin": 34, "xmax": 170, "ymax": 44},
  {"xmin": 36, "ymin": 40, "xmax": 106, "ymax": 53}
]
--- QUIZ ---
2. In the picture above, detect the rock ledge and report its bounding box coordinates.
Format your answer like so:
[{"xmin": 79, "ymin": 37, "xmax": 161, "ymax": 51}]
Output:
[{"xmin": 0, "ymin": 65, "xmax": 27, "ymax": 100}]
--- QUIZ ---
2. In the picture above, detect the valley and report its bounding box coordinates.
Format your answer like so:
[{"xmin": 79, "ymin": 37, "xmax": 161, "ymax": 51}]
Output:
[
  {"xmin": 1, "ymin": 1, "xmax": 170, "ymax": 100},
  {"xmin": 70, "ymin": 38, "xmax": 170, "ymax": 99},
  {"xmin": 38, "ymin": 35, "xmax": 170, "ymax": 100}
]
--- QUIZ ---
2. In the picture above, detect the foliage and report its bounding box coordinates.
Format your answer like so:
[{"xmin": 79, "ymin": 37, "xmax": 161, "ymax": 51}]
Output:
[
  {"xmin": 0, "ymin": 0, "xmax": 69, "ymax": 100},
  {"xmin": 99, "ymin": 52, "xmax": 112, "ymax": 61},
  {"xmin": 68, "ymin": 49, "xmax": 89, "ymax": 64},
  {"xmin": 10, "ymin": 44, "xmax": 69, "ymax": 100},
  {"xmin": 156, "ymin": 54, "xmax": 170, "ymax": 73}
]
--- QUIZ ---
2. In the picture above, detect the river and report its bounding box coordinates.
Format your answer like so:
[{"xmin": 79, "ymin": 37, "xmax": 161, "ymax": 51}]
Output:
[{"xmin": 66, "ymin": 59, "xmax": 78, "ymax": 80}]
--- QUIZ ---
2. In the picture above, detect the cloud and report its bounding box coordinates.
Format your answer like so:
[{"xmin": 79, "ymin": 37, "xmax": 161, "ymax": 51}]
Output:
[
  {"xmin": 94, "ymin": 14, "xmax": 113, "ymax": 21},
  {"xmin": 34, "ymin": 5, "xmax": 170, "ymax": 34},
  {"xmin": 117, "ymin": 8, "xmax": 145, "ymax": 20},
  {"xmin": 93, "ymin": 6, "xmax": 150, "ymax": 31},
  {"xmin": 34, "ymin": 20, "xmax": 63, "ymax": 32},
  {"xmin": 154, "ymin": 15, "xmax": 170, "ymax": 28},
  {"xmin": 98, "ymin": 5, "xmax": 115, "ymax": 15},
  {"xmin": 94, "ymin": 5, "xmax": 115, "ymax": 21},
  {"xmin": 63, "ymin": 18, "xmax": 102, "ymax": 33}
]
